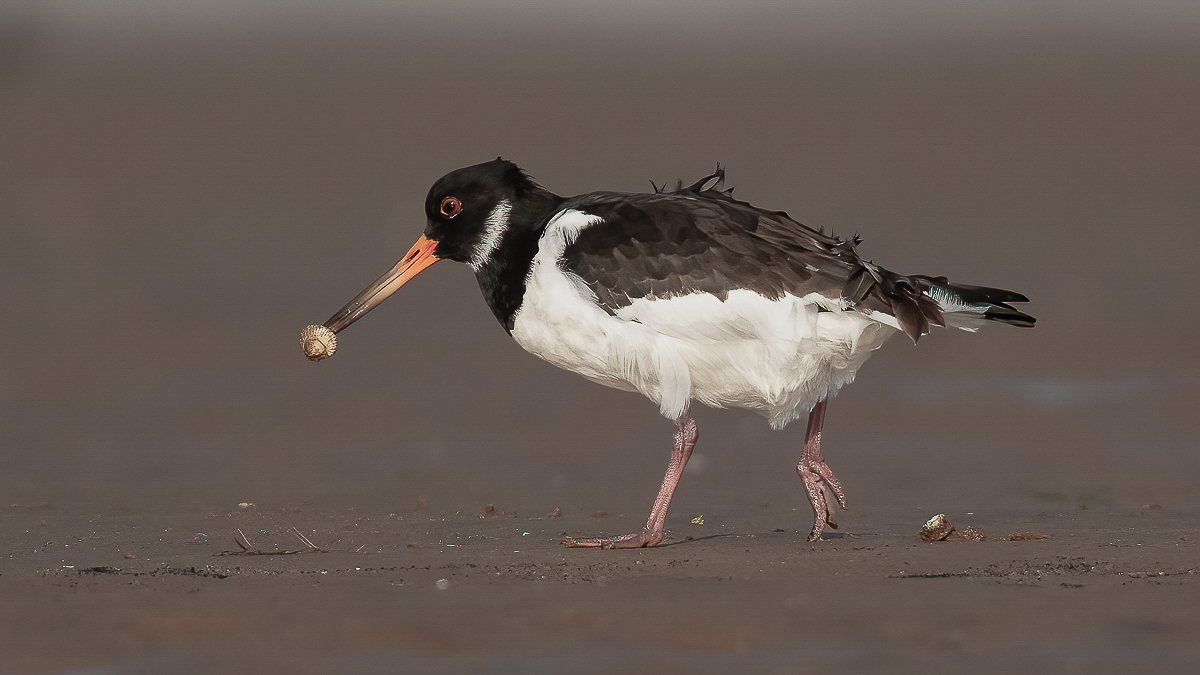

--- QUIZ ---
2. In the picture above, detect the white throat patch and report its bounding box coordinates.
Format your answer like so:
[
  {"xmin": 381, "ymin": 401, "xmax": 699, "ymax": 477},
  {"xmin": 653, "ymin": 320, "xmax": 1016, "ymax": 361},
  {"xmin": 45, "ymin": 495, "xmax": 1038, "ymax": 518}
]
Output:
[{"xmin": 470, "ymin": 200, "xmax": 513, "ymax": 272}]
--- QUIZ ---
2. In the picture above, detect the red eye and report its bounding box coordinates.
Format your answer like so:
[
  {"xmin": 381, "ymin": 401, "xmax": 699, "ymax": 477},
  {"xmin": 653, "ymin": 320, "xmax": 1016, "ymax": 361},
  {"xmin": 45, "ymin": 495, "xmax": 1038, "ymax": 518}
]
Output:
[{"xmin": 439, "ymin": 196, "xmax": 463, "ymax": 218}]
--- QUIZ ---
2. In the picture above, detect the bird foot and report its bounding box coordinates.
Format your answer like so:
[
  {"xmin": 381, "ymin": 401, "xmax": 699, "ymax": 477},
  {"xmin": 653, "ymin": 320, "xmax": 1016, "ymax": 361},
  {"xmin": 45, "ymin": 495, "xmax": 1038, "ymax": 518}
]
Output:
[
  {"xmin": 799, "ymin": 457, "xmax": 847, "ymax": 541},
  {"xmin": 563, "ymin": 528, "xmax": 665, "ymax": 549}
]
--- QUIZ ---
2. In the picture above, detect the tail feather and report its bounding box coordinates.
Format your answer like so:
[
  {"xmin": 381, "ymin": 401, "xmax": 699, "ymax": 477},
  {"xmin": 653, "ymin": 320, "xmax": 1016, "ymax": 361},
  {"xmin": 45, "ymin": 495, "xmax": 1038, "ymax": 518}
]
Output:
[
  {"xmin": 841, "ymin": 263, "xmax": 1035, "ymax": 341},
  {"xmin": 912, "ymin": 275, "xmax": 1036, "ymax": 330}
]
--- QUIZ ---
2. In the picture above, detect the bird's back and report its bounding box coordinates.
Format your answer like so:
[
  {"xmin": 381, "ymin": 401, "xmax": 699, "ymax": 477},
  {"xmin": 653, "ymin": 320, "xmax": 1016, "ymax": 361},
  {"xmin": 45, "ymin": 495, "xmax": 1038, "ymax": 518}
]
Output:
[{"xmin": 560, "ymin": 170, "xmax": 1031, "ymax": 343}]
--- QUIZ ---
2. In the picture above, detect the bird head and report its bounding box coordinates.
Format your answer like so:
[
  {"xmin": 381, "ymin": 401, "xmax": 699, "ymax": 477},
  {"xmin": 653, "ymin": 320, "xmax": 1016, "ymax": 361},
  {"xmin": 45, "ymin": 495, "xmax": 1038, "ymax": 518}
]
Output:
[{"xmin": 319, "ymin": 158, "xmax": 554, "ymax": 335}]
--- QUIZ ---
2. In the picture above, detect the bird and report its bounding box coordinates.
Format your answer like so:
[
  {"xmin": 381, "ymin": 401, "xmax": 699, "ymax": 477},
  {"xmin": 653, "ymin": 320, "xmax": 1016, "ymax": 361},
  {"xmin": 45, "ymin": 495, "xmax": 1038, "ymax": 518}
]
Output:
[{"xmin": 305, "ymin": 158, "xmax": 1034, "ymax": 548}]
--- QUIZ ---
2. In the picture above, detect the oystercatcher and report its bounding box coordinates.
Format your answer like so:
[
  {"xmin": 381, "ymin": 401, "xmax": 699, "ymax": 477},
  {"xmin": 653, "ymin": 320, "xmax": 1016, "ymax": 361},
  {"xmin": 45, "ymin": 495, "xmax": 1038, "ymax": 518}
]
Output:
[{"xmin": 304, "ymin": 158, "xmax": 1034, "ymax": 547}]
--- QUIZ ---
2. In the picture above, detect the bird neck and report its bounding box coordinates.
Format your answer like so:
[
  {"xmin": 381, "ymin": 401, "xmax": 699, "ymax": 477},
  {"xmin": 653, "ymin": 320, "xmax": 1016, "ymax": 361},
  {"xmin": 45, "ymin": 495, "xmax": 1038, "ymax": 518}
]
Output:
[{"xmin": 473, "ymin": 191, "xmax": 563, "ymax": 333}]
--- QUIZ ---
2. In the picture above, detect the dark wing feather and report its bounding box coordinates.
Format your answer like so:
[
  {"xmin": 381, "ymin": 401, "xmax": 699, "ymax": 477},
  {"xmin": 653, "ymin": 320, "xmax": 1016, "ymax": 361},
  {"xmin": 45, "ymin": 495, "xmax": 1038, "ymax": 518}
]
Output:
[{"xmin": 561, "ymin": 169, "xmax": 1032, "ymax": 341}]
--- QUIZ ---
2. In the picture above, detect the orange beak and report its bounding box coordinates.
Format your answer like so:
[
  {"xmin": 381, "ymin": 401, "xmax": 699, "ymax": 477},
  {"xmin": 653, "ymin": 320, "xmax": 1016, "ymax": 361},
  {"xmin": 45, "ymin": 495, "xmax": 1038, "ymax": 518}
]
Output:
[{"xmin": 323, "ymin": 235, "xmax": 441, "ymax": 334}]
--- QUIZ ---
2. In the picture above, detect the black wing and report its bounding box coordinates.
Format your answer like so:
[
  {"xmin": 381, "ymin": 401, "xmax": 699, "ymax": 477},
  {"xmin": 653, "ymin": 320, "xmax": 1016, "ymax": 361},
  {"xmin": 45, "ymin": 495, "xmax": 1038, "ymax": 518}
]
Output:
[{"xmin": 560, "ymin": 168, "xmax": 1032, "ymax": 342}]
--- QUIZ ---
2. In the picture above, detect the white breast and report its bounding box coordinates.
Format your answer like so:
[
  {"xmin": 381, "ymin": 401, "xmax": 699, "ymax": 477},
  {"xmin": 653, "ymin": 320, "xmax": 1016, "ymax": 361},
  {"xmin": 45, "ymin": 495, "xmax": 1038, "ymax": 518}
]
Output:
[{"xmin": 509, "ymin": 209, "xmax": 898, "ymax": 428}]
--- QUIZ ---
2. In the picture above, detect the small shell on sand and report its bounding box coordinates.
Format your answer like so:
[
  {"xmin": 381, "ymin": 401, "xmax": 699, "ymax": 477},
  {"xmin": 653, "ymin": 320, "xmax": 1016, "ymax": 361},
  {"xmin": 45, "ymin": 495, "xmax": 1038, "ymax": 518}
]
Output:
[
  {"xmin": 300, "ymin": 324, "xmax": 337, "ymax": 361},
  {"xmin": 920, "ymin": 513, "xmax": 987, "ymax": 541},
  {"xmin": 920, "ymin": 513, "xmax": 955, "ymax": 541}
]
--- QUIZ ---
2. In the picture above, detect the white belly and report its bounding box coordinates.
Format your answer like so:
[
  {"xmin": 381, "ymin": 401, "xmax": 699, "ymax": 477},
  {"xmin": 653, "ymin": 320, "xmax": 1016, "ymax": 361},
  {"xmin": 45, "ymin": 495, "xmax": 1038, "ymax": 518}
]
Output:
[{"xmin": 509, "ymin": 210, "xmax": 898, "ymax": 429}]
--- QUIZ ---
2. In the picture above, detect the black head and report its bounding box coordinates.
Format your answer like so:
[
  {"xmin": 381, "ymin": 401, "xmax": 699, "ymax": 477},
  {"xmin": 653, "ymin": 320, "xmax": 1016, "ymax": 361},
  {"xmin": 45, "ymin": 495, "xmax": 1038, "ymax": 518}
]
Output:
[
  {"xmin": 316, "ymin": 159, "xmax": 560, "ymax": 337},
  {"xmin": 423, "ymin": 158, "xmax": 555, "ymax": 265}
]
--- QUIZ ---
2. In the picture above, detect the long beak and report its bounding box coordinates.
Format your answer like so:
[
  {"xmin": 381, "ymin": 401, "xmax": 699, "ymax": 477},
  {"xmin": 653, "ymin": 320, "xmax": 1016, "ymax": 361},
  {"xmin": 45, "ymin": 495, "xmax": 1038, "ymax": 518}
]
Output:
[{"xmin": 323, "ymin": 235, "xmax": 440, "ymax": 334}]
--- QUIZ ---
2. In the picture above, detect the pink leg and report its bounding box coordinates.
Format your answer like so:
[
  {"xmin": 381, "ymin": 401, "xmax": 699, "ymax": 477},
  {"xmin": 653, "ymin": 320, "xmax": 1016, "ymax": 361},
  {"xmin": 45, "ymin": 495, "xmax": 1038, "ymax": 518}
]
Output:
[
  {"xmin": 797, "ymin": 399, "xmax": 847, "ymax": 541},
  {"xmin": 565, "ymin": 414, "xmax": 698, "ymax": 549}
]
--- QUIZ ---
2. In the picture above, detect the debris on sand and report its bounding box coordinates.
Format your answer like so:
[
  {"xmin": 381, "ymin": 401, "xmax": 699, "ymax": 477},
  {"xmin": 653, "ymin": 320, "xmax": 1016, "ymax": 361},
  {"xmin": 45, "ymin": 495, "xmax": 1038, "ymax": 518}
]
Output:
[
  {"xmin": 481, "ymin": 504, "xmax": 516, "ymax": 518},
  {"xmin": 920, "ymin": 514, "xmax": 986, "ymax": 542},
  {"xmin": 1005, "ymin": 532, "xmax": 1051, "ymax": 541}
]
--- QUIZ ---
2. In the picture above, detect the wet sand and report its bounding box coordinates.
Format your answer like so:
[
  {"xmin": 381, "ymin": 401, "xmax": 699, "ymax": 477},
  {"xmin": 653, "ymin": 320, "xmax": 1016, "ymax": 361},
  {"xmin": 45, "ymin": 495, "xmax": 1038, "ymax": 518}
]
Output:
[
  {"xmin": 4, "ymin": 499, "xmax": 1198, "ymax": 673},
  {"xmin": 2, "ymin": 3, "xmax": 1199, "ymax": 672}
]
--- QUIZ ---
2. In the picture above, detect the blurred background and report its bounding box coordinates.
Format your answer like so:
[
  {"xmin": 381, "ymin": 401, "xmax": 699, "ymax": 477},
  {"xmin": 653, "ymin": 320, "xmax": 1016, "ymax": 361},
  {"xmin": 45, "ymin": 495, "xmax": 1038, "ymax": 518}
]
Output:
[{"xmin": 2, "ymin": 1, "xmax": 1197, "ymax": 518}]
